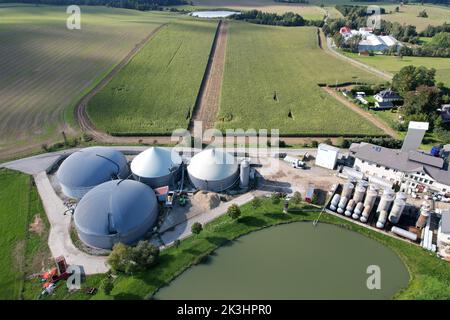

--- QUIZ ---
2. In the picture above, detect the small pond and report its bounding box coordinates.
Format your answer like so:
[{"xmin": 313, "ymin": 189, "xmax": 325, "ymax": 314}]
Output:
[
  {"xmin": 190, "ymin": 11, "xmax": 240, "ymax": 18},
  {"xmin": 155, "ymin": 222, "xmax": 409, "ymax": 300}
]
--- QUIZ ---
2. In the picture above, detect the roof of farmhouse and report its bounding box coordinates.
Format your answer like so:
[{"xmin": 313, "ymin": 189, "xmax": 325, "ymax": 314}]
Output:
[
  {"xmin": 375, "ymin": 89, "xmax": 402, "ymax": 100},
  {"xmin": 349, "ymin": 143, "xmax": 450, "ymax": 186},
  {"xmin": 442, "ymin": 211, "xmax": 450, "ymax": 234}
]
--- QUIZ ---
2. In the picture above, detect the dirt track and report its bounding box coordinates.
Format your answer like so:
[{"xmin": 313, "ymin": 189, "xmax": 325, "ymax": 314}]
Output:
[{"xmin": 189, "ymin": 20, "xmax": 228, "ymax": 134}]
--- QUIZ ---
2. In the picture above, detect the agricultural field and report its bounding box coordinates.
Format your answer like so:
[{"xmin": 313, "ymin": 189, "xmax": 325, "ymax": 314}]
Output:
[
  {"xmin": 0, "ymin": 5, "xmax": 177, "ymax": 160},
  {"xmin": 381, "ymin": 4, "xmax": 449, "ymax": 31},
  {"xmin": 217, "ymin": 22, "xmax": 384, "ymax": 136},
  {"xmin": 191, "ymin": 0, "xmax": 330, "ymax": 20},
  {"xmin": 87, "ymin": 19, "xmax": 218, "ymax": 135},
  {"xmin": 341, "ymin": 52, "xmax": 450, "ymax": 87},
  {"xmin": 0, "ymin": 169, "xmax": 50, "ymax": 300}
]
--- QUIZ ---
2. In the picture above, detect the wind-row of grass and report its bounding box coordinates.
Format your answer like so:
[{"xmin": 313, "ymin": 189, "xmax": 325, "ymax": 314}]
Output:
[
  {"xmin": 43, "ymin": 197, "xmax": 449, "ymax": 300},
  {"xmin": 217, "ymin": 22, "xmax": 384, "ymax": 136},
  {"xmin": 0, "ymin": 169, "xmax": 50, "ymax": 300},
  {"xmin": 87, "ymin": 19, "xmax": 218, "ymax": 135}
]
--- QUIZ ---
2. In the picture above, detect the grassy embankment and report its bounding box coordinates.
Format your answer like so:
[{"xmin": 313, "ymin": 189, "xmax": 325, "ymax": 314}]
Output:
[
  {"xmin": 0, "ymin": 169, "xmax": 51, "ymax": 300},
  {"xmin": 217, "ymin": 22, "xmax": 384, "ymax": 136},
  {"xmin": 87, "ymin": 19, "xmax": 218, "ymax": 135},
  {"xmin": 42, "ymin": 198, "xmax": 450, "ymax": 300}
]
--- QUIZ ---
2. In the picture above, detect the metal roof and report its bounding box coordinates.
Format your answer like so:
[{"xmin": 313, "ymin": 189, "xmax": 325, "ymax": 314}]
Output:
[
  {"xmin": 441, "ymin": 211, "xmax": 450, "ymax": 234},
  {"xmin": 57, "ymin": 147, "xmax": 128, "ymax": 188},
  {"xmin": 131, "ymin": 147, "xmax": 182, "ymax": 179},
  {"xmin": 74, "ymin": 180, "xmax": 158, "ymax": 237},
  {"xmin": 187, "ymin": 149, "xmax": 238, "ymax": 182}
]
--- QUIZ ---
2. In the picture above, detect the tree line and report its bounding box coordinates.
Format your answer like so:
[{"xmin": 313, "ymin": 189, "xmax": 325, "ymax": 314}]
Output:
[{"xmin": 231, "ymin": 10, "xmax": 323, "ymax": 27}]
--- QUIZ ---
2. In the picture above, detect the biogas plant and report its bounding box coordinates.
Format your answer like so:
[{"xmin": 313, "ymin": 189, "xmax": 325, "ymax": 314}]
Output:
[{"xmin": 53, "ymin": 146, "xmax": 251, "ymax": 250}]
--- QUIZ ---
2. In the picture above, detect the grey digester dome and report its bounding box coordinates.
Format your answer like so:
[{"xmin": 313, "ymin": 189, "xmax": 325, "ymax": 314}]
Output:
[
  {"xmin": 57, "ymin": 147, "xmax": 129, "ymax": 199},
  {"xmin": 74, "ymin": 179, "xmax": 158, "ymax": 249},
  {"xmin": 130, "ymin": 147, "xmax": 182, "ymax": 188},
  {"xmin": 187, "ymin": 148, "xmax": 239, "ymax": 192}
]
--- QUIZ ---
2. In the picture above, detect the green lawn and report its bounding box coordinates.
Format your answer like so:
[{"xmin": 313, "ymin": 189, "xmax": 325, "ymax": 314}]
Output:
[
  {"xmin": 87, "ymin": 19, "xmax": 218, "ymax": 135},
  {"xmin": 342, "ymin": 52, "xmax": 450, "ymax": 88},
  {"xmin": 0, "ymin": 169, "xmax": 50, "ymax": 300},
  {"xmin": 217, "ymin": 22, "xmax": 384, "ymax": 136},
  {"xmin": 40, "ymin": 197, "xmax": 450, "ymax": 300}
]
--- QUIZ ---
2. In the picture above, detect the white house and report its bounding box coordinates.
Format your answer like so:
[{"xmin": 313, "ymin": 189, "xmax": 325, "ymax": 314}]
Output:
[
  {"xmin": 374, "ymin": 89, "xmax": 402, "ymax": 103},
  {"xmin": 349, "ymin": 142, "xmax": 450, "ymax": 194},
  {"xmin": 315, "ymin": 143, "xmax": 340, "ymax": 170}
]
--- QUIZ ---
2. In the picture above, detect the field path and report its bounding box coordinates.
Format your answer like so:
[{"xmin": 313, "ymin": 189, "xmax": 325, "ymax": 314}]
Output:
[
  {"xmin": 323, "ymin": 87, "xmax": 399, "ymax": 139},
  {"xmin": 188, "ymin": 20, "xmax": 228, "ymax": 134},
  {"xmin": 75, "ymin": 24, "xmax": 170, "ymax": 144}
]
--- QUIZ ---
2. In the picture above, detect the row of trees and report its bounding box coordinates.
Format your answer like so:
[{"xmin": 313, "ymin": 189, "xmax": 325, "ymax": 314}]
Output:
[
  {"xmin": 231, "ymin": 10, "xmax": 323, "ymax": 27},
  {"xmin": 7, "ymin": 0, "xmax": 187, "ymax": 10}
]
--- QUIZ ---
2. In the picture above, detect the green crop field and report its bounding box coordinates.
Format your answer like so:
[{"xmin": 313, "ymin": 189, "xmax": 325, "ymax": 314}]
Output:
[
  {"xmin": 217, "ymin": 22, "xmax": 384, "ymax": 136},
  {"xmin": 0, "ymin": 169, "xmax": 49, "ymax": 300},
  {"xmin": 0, "ymin": 5, "xmax": 176, "ymax": 159},
  {"xmin": 381, "ymin": 4, "xmax": 449, "ymax": 31},
  {"xmin": 342, "ymin": 52, "xmax": 450, "ymax": 87},
  {"xmin": 87, "ymin": 19, "xmax": 218, "ymax": 135}
]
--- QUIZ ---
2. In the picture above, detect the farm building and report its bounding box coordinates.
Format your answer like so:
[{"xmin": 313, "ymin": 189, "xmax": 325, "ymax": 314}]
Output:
[
  {"xmin": 187, "ymin": 149, "xmax": 239, "ymax": 192},
  {"xmin": 373, "ymin": 101, "xmax": 394, "ymax": 110},
  {"xmin": 74, "ymin": 180, "xmax": 158, "ymax": 249},
  {"xmin": 438, "ymin": 211, "xmax": 450, "ymax": 247},
  {"xmin": 56, "ymin": 147, "xmax": 129, "ymax": 199},
  {"xmin": 131, "ymin": 147, "xmax": 182, "ymax": 188},
  {"xmin": 374, "ymin": 89, "xmax": 402, "ymax": 103},
  {"xmin": 315, "ymin": 144, "xmax": 340, "ymax": 170},
  {"xmin": 358, "ymin": 35, "xmax": 400, "ymax": 53}
]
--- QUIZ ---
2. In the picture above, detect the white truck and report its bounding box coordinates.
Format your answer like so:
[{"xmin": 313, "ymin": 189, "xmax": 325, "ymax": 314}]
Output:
[{"xmin": 283, "ymin": 155, "xmax": 305, "ymax": 169}]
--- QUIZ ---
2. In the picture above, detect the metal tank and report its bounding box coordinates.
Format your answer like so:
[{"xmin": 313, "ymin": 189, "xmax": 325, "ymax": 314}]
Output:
[
  {"xmin": 345, "ymin": 199, "xmax": 355, "ymax": 217},
  {"xmin": 360, "ymin": 188, "xmax": 378, "ymax": 223},
  {"xmin": 416, "ymin": 202, "xmax": 431, "ymax": 229},
  {"xmin": 391, "ymin": 226, "xmax": 418, "ymax": 242},
  {"xmin": 376, "ymin": 189, "xmax": 395, "ymax": 213},
  {"xmin": 329, "ymin": 194, "xmax": 340, "ymax": 211},
  {"xmin": 352, "ymin": 202, "xmax": 364, "ymax": 220},
  {"xmin": 353, "ymin": 184, "xmax": 366, "ymax": 204},
  {"xmin": 239, "ymin": 159, "xmax": 250, "ymax": 188},
  {"xmin": 337, "ymin": 196, "xmax": 348, "ymax": 214},
  {"xmin": 341, "ymin": 182, "xmax": 355, "ymax": 199},
  {"xmin": 360, "ymin": 206, "xmax": 372, "ymax": 223},
  {"xmin": 388, "ymin": 198, "xmax": 406, "ymax": 224},
  {"xmin": 376, "ymin": 210, "xmax": 389, "ymax": 229}
]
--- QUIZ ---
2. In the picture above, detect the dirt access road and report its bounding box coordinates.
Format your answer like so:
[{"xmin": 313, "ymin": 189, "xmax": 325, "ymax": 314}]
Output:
[{"xmin": 188, "ymin": 20, "xmax": 228, "ymax": 134}]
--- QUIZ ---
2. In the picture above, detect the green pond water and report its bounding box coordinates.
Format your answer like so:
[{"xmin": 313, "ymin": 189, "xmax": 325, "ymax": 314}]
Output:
[{"xmin": 155, "ymin": 222, "xmax": 409, "ymax": 300}]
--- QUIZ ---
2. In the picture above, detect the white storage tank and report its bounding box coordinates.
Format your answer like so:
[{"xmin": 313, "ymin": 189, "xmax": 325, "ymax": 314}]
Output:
[
  {"xmin": 376, "ymin": 210, "xmax": 388, "ymax": 229},
  {"xmin": 360, "ymin": 206, "xmax": 372, "ymax": 223},
  {"xmin": 341, "ymin": 182, "xmax": 354, "ymax": 199},
  {"xmin": 337, "ymin": 196, "xmax": 348, "ymax": 214},
  {"xmin": 352, "ymin": 202, "xmax": 364, "ymax": 219},
  {"xmin": 376, "ymin": 189, "xmax": 395, "ymax": 213},
  {"xmin": 345, "ymin": 199, "xmax": 355, "ymax": 217},
  {"xmin": 131, "ymin": 147, "xmax": 182, "ymax": 188},
  {"xmin": 330, "ymin": 194, "xmax": 340, "ymax": 211},
  {"xmin": 416, "ymin": 202, "xmax": 431, "ymax": 229},
  {"xmin": 391, "ymin": 226, "xmax": 418, "ymax": 242},
  {"xmin": 388, "ymin": 199, "xmax": 406, "ymax": 224},
  {"xmin": 187, "ymin": 149, "xmax": 239, "ymax": 192},
  {"xmin": 353, "ymin": 184, "xmax": 366, "ymax": 203},
  {"xmin": 240, "ymin": 159, "xmax": 250, "ymax": 188}
]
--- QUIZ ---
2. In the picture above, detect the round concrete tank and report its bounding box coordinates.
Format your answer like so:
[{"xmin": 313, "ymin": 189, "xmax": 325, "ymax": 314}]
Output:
[
  {"xmin": 337, "ymin": 196, "xmax": 348, "ymax": 214},
  {"xmin": 57, "ymin": 147, "xmax": 129, "ymax": 200},
  {"xmin": 352, "ymin": 202, "xmax": 364, "ymax": 219},
  {"xmin": 131, "ymin": 147, "xmax": 182, "ymax": 188},
  {"xmin": 377, "ymin": 189, "xmax": 395, "ymax": 213},
  {"xmin": 330, "ymin": 194, "xmax": 340, "ymax": 211},
  {"xmin": 376, "ymin": 210, "xmax": 388, "ymax": 229},
  {"xmin": 388, "ymin": 199, "xmax": 406, "ymax": 224},
  {"xmin": 353, "ymin": 184, "xmax": 366, "ymax": 203},
  {"xmin": 187, "ymin": 149, "xmax": 239, "ymax": 192},
  {"xmin": 345, "ymin": 199, "xmax": 355, "ymax": 217},
  {"xmin": 74, "ymin": 180, "xmax": 158, "ymax": 249},
  {"xmin": 239, "ymin": 159, "xmax": 250, "ymax": 188},
  {"xmin": 341, "ymin": 182, "xmax": 354, "ymax": 199}
]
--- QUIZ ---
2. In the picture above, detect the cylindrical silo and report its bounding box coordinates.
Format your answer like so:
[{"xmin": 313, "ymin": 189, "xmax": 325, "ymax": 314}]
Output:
[
  {"xmin": 416, "ymin": 202, "xmax": 431, "ymax": 229},
  {"xmin": 391, "ymin": 226, "xmax": 418, "ymax": 242},
  {"xmin": 341, "ymin": 182, "xmax": 354, "ymax": 199},
  {"xmin": 345, "ymin": 199, "xmax": 355, "ymax": 217},
  {"xmin": 352, "ymin": 202, "xmax": 364, "ymax": 219},
  {"xmin": 337, "ymin": 196, "xmax": 348, "ymax": 214},
  {"xmin": 360, "ymin": 206, "xmax": 372, "ymax": 223},
  {"xmin": 376, "ymin": 210, "xmax": 388, "ymax": 229},
  {"xmin": 330, "ymin": 194, "xmax": 340, "ymax": 211},
  {"xmin": 364, "ymin": 188, "xmax": 377, "ymax": 207},
  {"xmin": 239, "ymin": 159, "xmax": 250, "ymax": 188},
  {"xmin": 388, "ymin": 198, "xmax": 406, "ymax": 224},
  {"xmin": 395, "ymin": 192, "xmax": 407, "ymax": 202},
  {"xmin": 353, "ymin": 184, "xmax": 366, "ymax": 203},
  {"xmin": 376, "ymin": 189, "xmax": 395, "ymax": 213}
]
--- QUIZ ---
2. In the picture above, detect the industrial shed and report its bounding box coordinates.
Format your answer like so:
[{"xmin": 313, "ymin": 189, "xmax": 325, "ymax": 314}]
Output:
[
  {"xmin": 56, "ymin": 147, "xmax": 129, "ymax": 199},
  {"xmin": 74, "ymin": 180, "xmax": 159, "ymax": 249},
  {"xmin": 187, "ymin": 149, "xmax": 239, "ymax": 192},
  {"xmin": 131, "ymin": 147, "xmax": 182, "ymax": 188}
]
